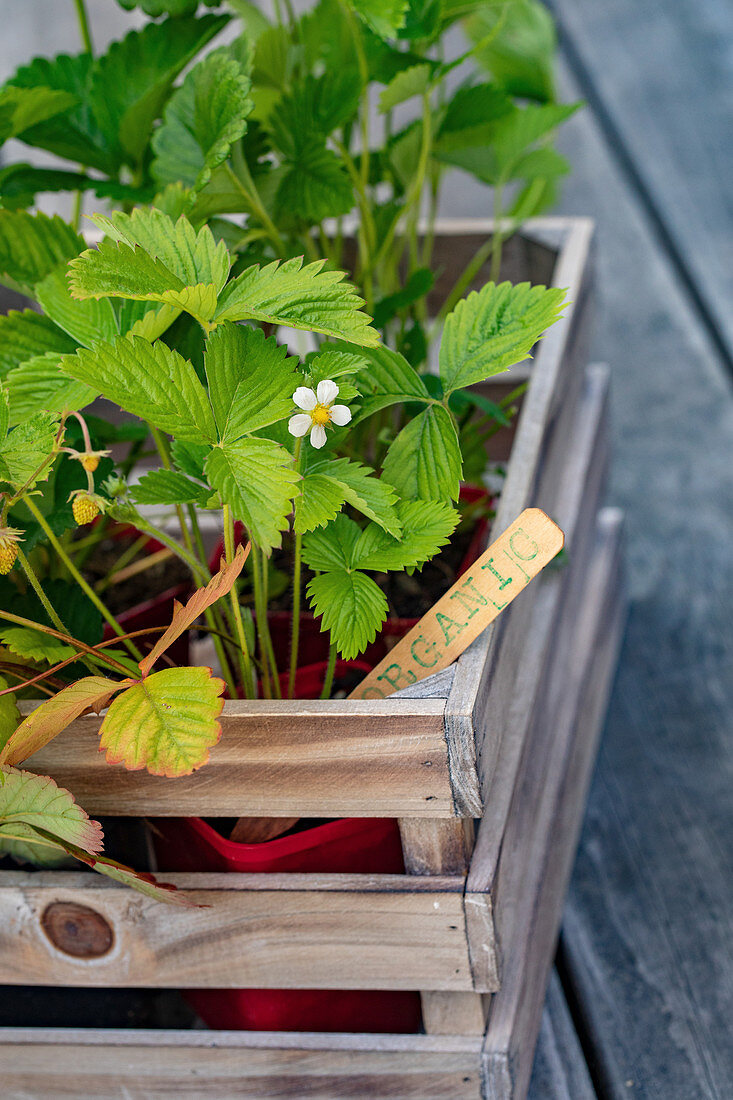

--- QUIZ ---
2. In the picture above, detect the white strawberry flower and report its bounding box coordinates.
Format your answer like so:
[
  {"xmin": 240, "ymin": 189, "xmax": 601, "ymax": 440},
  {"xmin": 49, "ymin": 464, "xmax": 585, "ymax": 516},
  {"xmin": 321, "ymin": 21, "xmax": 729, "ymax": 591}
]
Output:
[{"xmin": 288, "ymin": 379, "xmax": 352, "ymax": 449}]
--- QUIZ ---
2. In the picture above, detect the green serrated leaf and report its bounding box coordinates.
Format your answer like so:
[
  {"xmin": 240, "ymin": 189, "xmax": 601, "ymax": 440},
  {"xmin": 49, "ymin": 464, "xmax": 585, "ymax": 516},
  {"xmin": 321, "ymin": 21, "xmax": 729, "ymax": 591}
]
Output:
[
  {"xmin": 466, "ymin": 0, "xmax": 557, "ymax": 102},
  {"xmin": 491, "ymin": 102, "xmax": 579, "ymax": 178},
  {"xmin": 205, "ymin": 321, "xmax": 299, "ymax": 442},
  {"xmin": 0, "ymin": 210, "xmax": 83, "ymax": 296},
  {"xmin": 269, "ymin": 71, "xmax": 362, "ymax": 156},
  {"xmin": 293, "ymin": 471, "xmax": 345, "ymax": 534},
  {"xmin": 304, "ymin": 346, "xmax": 367, "ymax": 387},
  {"xmin": 274, "ymin": 140, "xmax": 353, "ymax": 223},
  {"xmin": 0, "ymin": 84, "xmax": 77, "ymax": 144},
  {"xmin": 0, "ymin": 627, "xmax": 75, "ymax": 666},
  {"xmin": 0, "ymin": 412, "xmax": 59, "ymax": 490},
  {"xmin": 90, "ymin": 13, "xmax": 229, "ymax": 164},
  {"xmin": 0, "ymin": 310, "xmax": 76, "ymax": 381},
  {"xmin": 301, "ymin": 512, "xmax": 361, "ymax": 572},
  {"xmin": 205, "ymin": 437, "xmax": 300, "ymax": 551},
  {"xmin": 350, "ymin": 0, "xmax": 409, "ymax": 39},
  {"xmin": 6, "ymin": 352, "xmax": 95, "ymax": 426},
  {"xmin": 91, "ymin": 208, "xmax": 231, "ymax": 294},
  {"xmin": 0, "ymin": 766, "xmax": 104, "ymax": 868},
  {"xmin": 299, "ymin": 457, "xmax": 401, "ymax": 535},
  {"xmin": 382, "ymin": 403, "xmax": 461, "ymax": 500},
  {"xmin": 132, "ymin": 468, "xmax": 210, "ymax": 506},
  {"xmin": 152, "ymin": 50, "xmax": 252, "ymax": 196},
  {"xmin": 352, "ymin": 344, "xmax": 430, "ymax": 420},
  {"xmin": 35, "ymin": 267, "xmax": 119, "ymax": 348},
  {"xmin": 379, "ymin": 63, "xmax": 432, "ymax": 112},
  {"xmin": 0, "ymin": 385, "xmax": 8, "ymax": 443},
  {"xmin": 69, "ymin": 211, "xmax": 230, "ymax": 327},
  {"xmin": 171, "ymin": 439, "xmax": 209, "ymax": 480},
  {"xmin": 439, "ymin": 280, "xmax": 566, "ymax": 393},
  {"xmin": 60, "ymin": 335, "xmax": 217, "ymax": 444},
  {"xmin": 0, "ymin": 162, "xmax": 153, "ymax": 211},
  {"xmin": 353, "ymin": 498, "xmax": 458, "ymax": 570},
  {"xmin": 99, "ymin": 666, "xmax": 224, "ymax": 776},
  {"xmin": 6, "ymin": 51, "xmax": 113, "ymax": 174},
  {"xmin": 307, "ymin": 569, "xmax": 388, "ymax": 659},
  {"xmin": 212, "ymin": 257, "xmax": 379, "ymax": 347}
]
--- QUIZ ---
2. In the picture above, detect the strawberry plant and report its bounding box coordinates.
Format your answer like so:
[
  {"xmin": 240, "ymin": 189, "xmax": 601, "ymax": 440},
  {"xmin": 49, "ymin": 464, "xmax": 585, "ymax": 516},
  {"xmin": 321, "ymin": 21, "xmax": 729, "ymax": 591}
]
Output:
[{"xmin": 0, "ymin": 0, "xmax": 572, "ymax": 899}]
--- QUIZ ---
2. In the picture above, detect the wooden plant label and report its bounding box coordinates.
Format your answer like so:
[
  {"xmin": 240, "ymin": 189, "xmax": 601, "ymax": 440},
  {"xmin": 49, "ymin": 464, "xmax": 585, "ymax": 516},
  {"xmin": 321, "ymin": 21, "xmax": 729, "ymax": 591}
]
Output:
[{"xmin": 349, "ymin": 508, "xmax": 564, "ymax": 700}]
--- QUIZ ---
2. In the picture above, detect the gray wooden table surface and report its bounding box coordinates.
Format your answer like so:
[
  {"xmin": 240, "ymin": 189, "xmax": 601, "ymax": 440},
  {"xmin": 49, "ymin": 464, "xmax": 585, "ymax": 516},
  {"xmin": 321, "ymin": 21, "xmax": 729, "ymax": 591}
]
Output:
[{"xmin": 1, "ymin": 2, "xmax": 731, "ymax": 1096}]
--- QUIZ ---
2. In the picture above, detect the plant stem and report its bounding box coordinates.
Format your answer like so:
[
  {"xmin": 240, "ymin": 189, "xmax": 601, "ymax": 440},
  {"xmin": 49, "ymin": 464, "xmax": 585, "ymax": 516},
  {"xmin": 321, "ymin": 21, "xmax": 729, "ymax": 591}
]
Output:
[
  {"xmin": 16, "ymin": 548, "xmax": 98, "ymax": 676},
  {"xmin": 259, "ymin": 549, "xmax": 281, "ymax": 697},
  {"xmin": 288, "ymin": 437, "xmax": 304, "ymax": 699},
  {"xmin": 227, "ymin": 152, "xmax": 286, "ymax": 255},
  {"xmin": 288, "ymin": 534, "xmax": 302, "ymax": 699},
  {"xmin": 320, "ymin": 641, "xmax": 337, "ymax": 700},
  {"xmin": 0, "ymin": 611, "xmax": 132, "ymax": 678},
  {"xmin": 22, "ymin": 496, "xmax": 144, "ymax": 663},
  {"xmin": 489, "ymin": 184, "xmax": 506, "ymax": 284},
  {"xmin": 73, "ymin": 0, "xmax": 94, "ymax": 55},
  {"xmin": 223, "ymin": 505, "xmax": 254, "ymax": 699}
]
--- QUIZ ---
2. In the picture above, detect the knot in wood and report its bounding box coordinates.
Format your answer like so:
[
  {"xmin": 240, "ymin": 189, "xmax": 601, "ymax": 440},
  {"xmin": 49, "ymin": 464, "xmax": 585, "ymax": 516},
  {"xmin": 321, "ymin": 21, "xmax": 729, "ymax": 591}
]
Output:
[{"xmin": 41, "ymin": 902, "xmax": 114, "ymax": 959}]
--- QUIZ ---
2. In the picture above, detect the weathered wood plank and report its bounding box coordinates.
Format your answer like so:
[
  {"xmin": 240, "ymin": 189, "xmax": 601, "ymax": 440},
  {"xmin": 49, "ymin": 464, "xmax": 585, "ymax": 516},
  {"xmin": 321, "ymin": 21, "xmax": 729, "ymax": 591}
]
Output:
[
  {"xmin": 482, "ymin": 509, "xmax": 626, "ymax": 1100},
  {"xmin": 548, "ymin": 54, "xmax": 733, "ymax": 1099},
  {"xmin": 0, "ymin": 1029, "xmax": 484, "ymax": 1100},
  {"xmin": 527, "ymin": 970, "xmax": 597, "ymax": 1100},
  {"xmin": 466, "ymin": 362, "xmax": 610, "ymax": 900},
  {"xmin": 23, "ymin": 699, "xmax": 462, "ymax": 818},
  {"xmin": 445, "ymin": 221, "xmax": 595, "ymax": 814},
  {"xmin": 397, "ymin": 817, "xmax": 490, "ymax": 1034},
  {"xmin": 0, "ymin": 871, "xmax": 486, "ymax": 992}
]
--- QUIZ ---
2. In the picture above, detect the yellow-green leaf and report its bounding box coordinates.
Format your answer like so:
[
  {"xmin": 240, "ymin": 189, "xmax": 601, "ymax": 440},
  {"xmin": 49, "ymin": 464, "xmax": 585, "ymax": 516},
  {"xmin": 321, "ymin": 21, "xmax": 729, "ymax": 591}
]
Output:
[{"xmin": 99, "ymin": 666, "xmax": 225, "ymax": 776}]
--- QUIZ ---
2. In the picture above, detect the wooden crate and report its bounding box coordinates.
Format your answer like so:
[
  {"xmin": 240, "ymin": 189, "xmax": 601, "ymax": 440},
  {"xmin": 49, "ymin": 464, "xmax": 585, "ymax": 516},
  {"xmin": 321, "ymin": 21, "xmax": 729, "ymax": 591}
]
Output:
[{"xmin": 0, "ymin": 217, "xmax": 623, "ymax": 1099}]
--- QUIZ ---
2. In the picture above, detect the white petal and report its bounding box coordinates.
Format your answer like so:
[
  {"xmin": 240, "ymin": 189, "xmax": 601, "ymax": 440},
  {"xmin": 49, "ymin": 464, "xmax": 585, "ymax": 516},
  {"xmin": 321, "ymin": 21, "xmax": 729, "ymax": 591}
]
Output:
[
  {"xmin": 310, "ymin": 424, "xmax": 327, "ymax": 449},
  {"xmin": 329, "ymin": 404, "xmax": 352, "ymax": 426},
  {"xmin": 316, "ymin": 379, "xmax": 339, "ymax": 406},
  {"xmin": 288, "ymin": 413, "xmax": 312, "ymax": 437},
  {"xmin": 293, "ymin": 386, "xmax": 318, "ymax": 411}
]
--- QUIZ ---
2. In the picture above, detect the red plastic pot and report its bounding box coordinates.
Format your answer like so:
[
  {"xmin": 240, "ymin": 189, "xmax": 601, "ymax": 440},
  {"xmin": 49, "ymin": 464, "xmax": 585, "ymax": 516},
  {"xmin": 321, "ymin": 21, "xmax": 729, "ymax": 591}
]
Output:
[
  {"xmin": 154, "ymin": 815, "xmax": 420, "ymax": 1032},
  {"xmin": 153, "ymin": 659, "xmax": 421, "ymax": 1033}
]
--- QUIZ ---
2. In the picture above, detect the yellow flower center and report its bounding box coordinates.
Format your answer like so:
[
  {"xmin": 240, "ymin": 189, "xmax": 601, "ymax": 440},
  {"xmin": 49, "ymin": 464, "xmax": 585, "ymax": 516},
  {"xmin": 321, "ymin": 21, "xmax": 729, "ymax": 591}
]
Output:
[{"xmin": 310, "ymin": 403, "xmax": 332, "ymax": 426}]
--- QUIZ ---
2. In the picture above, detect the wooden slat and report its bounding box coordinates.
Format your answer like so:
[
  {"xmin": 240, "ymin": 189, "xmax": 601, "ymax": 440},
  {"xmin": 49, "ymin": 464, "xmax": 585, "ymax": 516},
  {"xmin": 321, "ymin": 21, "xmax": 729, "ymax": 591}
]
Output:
[
  {"xmin": 466, "ymin": 363, "xmax": 610, "ymax": 901},
  {"xmin": 0, "ymin": 871, "xmax": 488, "ymax": 992},
  {"xmin": 442, "ymin": 217, "xmax": 595, "ymax": 814},
  {"xmin": 22, "ymin": 698, "xmax": 464, "ymax": 818},
  {"xmin": 397, "ymin": 817, "xmax": 490, "ymax": 1034},
  {"xmin": 527, "ymin": 970, "xmax": 596, "ymax": 1100},
  {"xmin": 0, "ymin": 1029, "xmax": 484, "ymax": 1100},
  {"xmin": 482, "ymin": 509, "xmax": 626, "ymax": 1100}
]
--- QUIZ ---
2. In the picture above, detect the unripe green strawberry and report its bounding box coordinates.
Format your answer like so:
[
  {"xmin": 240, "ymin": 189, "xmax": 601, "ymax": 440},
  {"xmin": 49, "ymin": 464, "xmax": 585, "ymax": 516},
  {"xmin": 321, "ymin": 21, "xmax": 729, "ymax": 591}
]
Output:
[
  {"xmin": 72, "ymin": 493, "xmax": 101, "ymax": 526},
  {"xmin": 0, "ymin": 538, "xmax": 18, "ymax": 575},
  {"xmin": 0, "ymin": 528, "xmax": 23, "ymax": 575}
]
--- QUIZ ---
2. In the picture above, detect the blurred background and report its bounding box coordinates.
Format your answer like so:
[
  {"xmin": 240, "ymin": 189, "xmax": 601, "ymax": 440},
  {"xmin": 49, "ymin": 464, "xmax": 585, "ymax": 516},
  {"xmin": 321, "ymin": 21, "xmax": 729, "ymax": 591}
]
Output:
[{"xmin": 0, "ymin": 2, "xmax": 730, "ymax": 1096}]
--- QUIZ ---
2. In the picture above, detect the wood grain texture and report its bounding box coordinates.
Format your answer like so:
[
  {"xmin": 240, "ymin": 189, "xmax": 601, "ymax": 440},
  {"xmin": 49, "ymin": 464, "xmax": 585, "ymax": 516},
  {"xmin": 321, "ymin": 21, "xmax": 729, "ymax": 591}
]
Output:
[
  {"xmin": 547, "ymin": 51, "xmax": 733, "ymax": 1099},
  {"xmin": 467, "ymin": 362, "xmax": 610, "ymax": 901},
  {"xmin": 0, "ymin": 871, "xmax": 489, "ymax": 992},
  {"xmin": 0, "ymin": 1030, "xmax": 484, "ymax": 1100},
  {"xmin": 482, "ymin": 510, "xmax": 626, "ymax": 1100},
  {"xmin": 526, "ymin": 970, "xmax": 597, "ymax": 1100},
  {"xmin": 22, "ymin": 699, "xmax": 458, "ymax": 818},
  {"xmin": 444, "ymin": 218, "xmax": 595, "ymax": 816}
]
